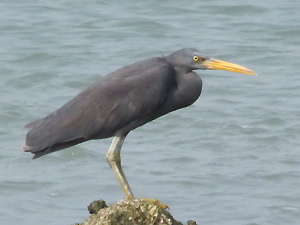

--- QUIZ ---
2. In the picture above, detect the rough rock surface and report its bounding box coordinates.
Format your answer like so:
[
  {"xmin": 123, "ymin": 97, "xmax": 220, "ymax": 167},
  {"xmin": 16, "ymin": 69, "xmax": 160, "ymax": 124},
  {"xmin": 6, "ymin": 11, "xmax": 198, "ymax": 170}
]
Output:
[{"xmin": 75, "ymin": 199, "xmax": 197, "ymax": 225}]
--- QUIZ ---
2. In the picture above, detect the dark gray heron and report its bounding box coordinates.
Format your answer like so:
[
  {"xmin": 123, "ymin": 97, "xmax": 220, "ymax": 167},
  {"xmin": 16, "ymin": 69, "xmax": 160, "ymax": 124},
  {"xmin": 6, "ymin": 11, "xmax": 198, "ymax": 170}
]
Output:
[{"xmin": 24, "ymin": 48, "xmax": 256, "ymax": 203}]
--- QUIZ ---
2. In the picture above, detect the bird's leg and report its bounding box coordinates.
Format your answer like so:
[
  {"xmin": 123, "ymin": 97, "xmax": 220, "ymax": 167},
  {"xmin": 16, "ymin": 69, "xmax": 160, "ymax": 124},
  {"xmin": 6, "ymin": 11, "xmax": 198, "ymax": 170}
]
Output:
[
  {"xmin": 106, "ymin": 135, "xmax": 134, "ymax": 199},
  {"xmin": 106, "ymin": 135, "xmax": 168, "ymax": 209}
]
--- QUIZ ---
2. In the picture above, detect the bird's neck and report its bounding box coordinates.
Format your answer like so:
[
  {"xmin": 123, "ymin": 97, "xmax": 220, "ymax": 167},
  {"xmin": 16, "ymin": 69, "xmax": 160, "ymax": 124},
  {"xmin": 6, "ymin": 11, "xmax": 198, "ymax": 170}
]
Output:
[{"xmin": 173, "ymin": 65, "xmax": 193, "ymax": 74}]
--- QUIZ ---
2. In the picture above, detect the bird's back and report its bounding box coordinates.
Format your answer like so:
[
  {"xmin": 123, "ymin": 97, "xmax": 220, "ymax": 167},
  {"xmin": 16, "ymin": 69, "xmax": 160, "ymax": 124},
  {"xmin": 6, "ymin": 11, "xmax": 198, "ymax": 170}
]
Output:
[{"xmin": 24, "ymin": 57, "xmax": 176, "ymax": 158}]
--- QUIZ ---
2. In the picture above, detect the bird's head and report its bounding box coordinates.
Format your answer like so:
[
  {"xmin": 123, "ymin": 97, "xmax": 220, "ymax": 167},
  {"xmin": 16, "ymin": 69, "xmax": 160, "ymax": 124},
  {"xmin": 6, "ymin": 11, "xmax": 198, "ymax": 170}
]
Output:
[{"xmin": 165, "ymin": 48, "xmax": 256, "ymax": 75}]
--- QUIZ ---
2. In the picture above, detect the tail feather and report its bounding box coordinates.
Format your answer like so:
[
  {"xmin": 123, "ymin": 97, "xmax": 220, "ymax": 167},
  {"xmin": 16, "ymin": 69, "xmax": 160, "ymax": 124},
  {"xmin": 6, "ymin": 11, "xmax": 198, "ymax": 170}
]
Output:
[{"xmin": 23, "ymin": 138, "xmax": 87, "ymax": 159}]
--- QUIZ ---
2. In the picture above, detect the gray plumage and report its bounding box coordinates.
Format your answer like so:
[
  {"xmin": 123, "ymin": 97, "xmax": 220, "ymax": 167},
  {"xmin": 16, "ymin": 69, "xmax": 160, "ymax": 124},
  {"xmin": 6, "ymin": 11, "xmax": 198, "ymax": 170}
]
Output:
[{"xmin": 24, "ymin": 48, "xmax": 204, "ymax": 159}]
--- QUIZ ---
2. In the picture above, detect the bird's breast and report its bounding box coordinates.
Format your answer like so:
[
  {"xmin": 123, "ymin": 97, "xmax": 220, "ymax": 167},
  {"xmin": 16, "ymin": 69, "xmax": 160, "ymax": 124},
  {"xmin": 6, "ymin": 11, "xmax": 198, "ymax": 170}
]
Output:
[{"xmin": 172, "ymin": 72, "xmax": 202, "ymax": 109}]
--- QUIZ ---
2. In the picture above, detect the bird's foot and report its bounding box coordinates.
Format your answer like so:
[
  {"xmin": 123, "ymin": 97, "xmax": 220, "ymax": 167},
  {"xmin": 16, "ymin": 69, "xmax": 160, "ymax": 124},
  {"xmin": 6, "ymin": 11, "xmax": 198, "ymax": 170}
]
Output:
[{"xmin": 139, "ymin": 198, "xmax": 169, "ymax": 209}]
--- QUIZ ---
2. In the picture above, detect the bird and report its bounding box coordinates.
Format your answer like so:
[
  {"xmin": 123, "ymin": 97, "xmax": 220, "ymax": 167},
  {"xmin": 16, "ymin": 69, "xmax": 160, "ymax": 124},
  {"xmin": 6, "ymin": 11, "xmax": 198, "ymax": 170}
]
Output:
[{"xmin": 24, "ymin": 48, "xmax": 256, "ymax": 202}]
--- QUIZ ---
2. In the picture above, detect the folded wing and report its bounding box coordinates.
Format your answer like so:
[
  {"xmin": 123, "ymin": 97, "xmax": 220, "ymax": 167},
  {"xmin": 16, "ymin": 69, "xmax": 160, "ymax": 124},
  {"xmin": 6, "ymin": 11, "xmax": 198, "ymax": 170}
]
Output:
[{"xmin": 24, "ymin": 58, "xmax": 175, "ymax": 158}]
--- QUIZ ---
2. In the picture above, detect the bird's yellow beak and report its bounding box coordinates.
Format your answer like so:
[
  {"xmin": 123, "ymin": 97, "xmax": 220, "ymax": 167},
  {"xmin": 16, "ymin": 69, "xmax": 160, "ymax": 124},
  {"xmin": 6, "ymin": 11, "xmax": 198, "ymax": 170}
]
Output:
[{"xmin": 202, "ymin": 58, "xmax": 257, "ymax": 75}]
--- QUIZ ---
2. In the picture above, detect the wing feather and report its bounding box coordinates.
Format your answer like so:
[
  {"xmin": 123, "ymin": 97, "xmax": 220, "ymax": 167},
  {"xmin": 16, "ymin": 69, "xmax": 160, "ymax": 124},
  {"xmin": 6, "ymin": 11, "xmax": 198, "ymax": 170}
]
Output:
[{"xmin": 24, "ymin": 58, "xmax": 175, "ymax": 155}]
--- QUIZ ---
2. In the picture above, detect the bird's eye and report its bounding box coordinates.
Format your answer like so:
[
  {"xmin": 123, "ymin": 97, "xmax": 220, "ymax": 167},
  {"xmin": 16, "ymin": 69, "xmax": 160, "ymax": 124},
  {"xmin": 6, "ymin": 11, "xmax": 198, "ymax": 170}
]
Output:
[{"xmin": 193, "ymin": 55, "xmax": 199, "ymax": 62}]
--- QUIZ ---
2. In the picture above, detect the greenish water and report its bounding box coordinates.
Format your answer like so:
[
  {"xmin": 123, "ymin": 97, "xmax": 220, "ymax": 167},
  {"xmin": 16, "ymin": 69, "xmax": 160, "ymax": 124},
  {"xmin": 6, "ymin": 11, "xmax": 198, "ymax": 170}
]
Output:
[{"xmin": 1, "ymin": 1, "xmax": 300, "ymax": 224}]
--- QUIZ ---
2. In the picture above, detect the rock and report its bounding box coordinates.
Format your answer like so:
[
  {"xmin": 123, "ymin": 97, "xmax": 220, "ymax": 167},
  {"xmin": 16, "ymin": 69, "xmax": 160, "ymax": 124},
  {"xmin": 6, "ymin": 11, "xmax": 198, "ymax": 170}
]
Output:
[
  {"xmin": 88, "ymin": 200, "xmax": 108, "ymax": 214},
  {"xmin": 76, "ymin": 198, "xmax": 197, "ymax": 225}
]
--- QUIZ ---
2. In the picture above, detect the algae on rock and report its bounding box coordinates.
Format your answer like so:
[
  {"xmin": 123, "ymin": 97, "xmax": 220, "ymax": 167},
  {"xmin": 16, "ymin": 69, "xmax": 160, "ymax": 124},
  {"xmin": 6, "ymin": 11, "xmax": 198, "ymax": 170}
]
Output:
[{"xmin": 77, "ymin": 198, "xmax": 196, "ymax": 225}]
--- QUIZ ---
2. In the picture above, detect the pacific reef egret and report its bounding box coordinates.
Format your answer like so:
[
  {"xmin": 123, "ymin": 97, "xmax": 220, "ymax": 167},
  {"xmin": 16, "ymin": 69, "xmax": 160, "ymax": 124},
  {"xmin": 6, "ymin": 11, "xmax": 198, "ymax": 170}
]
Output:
[{"xmin": 24, "ymin": 48, "xmax": 256, "ymax": 203}]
